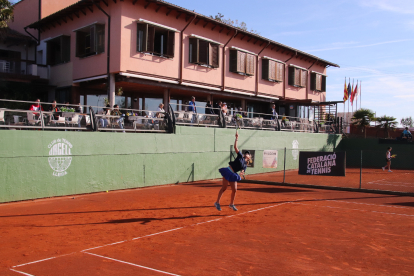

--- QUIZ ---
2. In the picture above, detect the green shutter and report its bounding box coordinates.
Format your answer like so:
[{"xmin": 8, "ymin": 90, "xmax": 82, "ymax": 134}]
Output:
[
  {"xmin": 229, "ymin": 49, "xmax": 238, "ymax": 73},
  {"xmin": 288, "ymin": 66, "xmax": 295, "ymax": 86},
  {"xmin": 210, "ymin": 44, "xmax": 219, "ymax": 68},
  {"xmin": 262, "ymin": 59, "xmax": 269, "ymax": 80},
  {"xmin": 96, "ymin": 24, "xmax": 105, "ymax": 54},
  {"xmin": 189, "ymin": 37, "xmax": 199, "ymax": 64},
  {"xmin": 310, "ymin": 73, "xmax": 316, "ymax": 90},
  {"xmin": 165, "ymin": 31, "xmax": 175, "ymax": 58},
  {"xmin": 61, "ymin": 35, "xmax": 71, "ymax": 63}
]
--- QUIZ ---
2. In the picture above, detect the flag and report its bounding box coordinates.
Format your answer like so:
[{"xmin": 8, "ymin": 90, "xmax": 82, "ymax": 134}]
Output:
[
  {"xmin": 343, "ymin": 79, "xmax": 348, "ymax": 102},
  {"xmin": 347, "ymin": 82, "xmax": 352, "ymax": 100},
  {"xmin": 352, "ymin": 83, "xmax": 358, "ymax": 104}
]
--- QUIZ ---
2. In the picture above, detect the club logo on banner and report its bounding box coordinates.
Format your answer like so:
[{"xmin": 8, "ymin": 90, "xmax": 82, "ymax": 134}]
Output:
[
  {"xmin": 263, "ymin": 150, "xmax": 278, "ymax": 168},
  {"xmin": 298, "ymin": 151, "xmax": 346, "ymax": 176},
  {"xmin": 292, "ymin": 140, "xmax": 299, "ymax": 161},
  {"xmin": 47, "ymin": 138, "xmax": 73, "ymax": 177}
]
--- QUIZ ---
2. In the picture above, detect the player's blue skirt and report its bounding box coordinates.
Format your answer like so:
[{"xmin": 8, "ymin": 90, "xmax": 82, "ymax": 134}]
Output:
[{"xmin": 219, "ymin": 166, "xmax": 241, "ymax": 182}]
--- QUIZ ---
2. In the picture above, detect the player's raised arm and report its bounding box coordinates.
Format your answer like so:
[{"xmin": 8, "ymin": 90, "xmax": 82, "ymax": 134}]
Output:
[{"xmin": 234, "ymin": 132, "xmax": 240, "ymax": 154}]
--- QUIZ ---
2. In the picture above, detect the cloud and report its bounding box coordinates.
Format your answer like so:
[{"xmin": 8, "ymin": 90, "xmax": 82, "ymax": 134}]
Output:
[
  {"xmin": 305, "ymin": 39, "xmax": 414, "ymax": 52},
  {"xmin": 359, "ymin": 0, "xmax": 414, "ymax": 15}
]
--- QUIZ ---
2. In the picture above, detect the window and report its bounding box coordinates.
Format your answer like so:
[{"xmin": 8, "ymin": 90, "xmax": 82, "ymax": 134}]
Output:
[
  {"xmin": 189, "ymin": 37, "xmax": 219, "ymax": 68},
  {"xmin": 46, "ymin": 35, "xmax": 70, "ymax": 65},
  {"xmin": 230, "ymin": 49, "xmax": 255, "ymax": 76},
  {"xmin": 288, "ymin": 66, "xmax": 307, "ymax": 87},
  {"xmin": 262, "ymin": 58, "xmax": 284, "ymax": 82},
  {"xmin": 137, "ymin": 22, "xmax": 175, "ymax": 58},
  {"xmin": 75, "ymin": 24, "xmax": 105, "ymax": 58},
  {"xmin": 310, "ymin": 72, "xmax": 326, "ymax": 92}
]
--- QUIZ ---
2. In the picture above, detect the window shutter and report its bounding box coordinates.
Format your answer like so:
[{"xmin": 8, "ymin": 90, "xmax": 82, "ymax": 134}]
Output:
[
  {"xmin": 269, "ymin": 60, "xmax": 276, "ymax": 81},
  {"xmin": 317, "ymin": 74, "xmax": 322, "ymax": 91},
  {"xmin": 96, "ymin": 24, "xmax": 105, "ymax": 54},
  {"xmin": 301, "ymin": 70, "xmax": 307, "ymax": 87},
  {"xmin": 90, "ymin": 25, "xmax": 96, "ymax": 54},
  {"xmin": 276, "ymin": 62, "xmax": 284, "ymax": 82},
  {"xmin": 294, "ymin": 68, "xmax": 300, "ymax": 86},
  {"xmin": 46, "ymin": 41, "xmax": 53, "ymax": 65},
  {"xmin": 189, "ymin": 37, "xmax": 199, "ymax": 64},
  {"xmin": 61, "ymin": 35, "xmax": 71, "ymax": 63},
  {"xmin": 238, "ymin": 51, "xmax": 246, "ymax": 73},
  {"xmin": 262, "ymin": 59, "xmax": 269, "ymax": 80},
  {"xmin": 229, "ymin": 49, "xmax": 238, "ymax": 72},
  {"xmin": 288, "ymin": 66, "xmax": 295, "ymax": 85},
  {"xmin": 165, "ymin": 31, "xmax": 175, "ymax": 58},
  {"xmin": 147, "ymin": 26, "xmax": 155, "ymax": 53},
  {"xmin": 210, "ymin": 43, "xmax": 219, "ymax": 68},
  {"xmin": 321, "ymin": 75, "xmax": 326, "ymax": 92},
  {"xmin": 76, "ymin": 31, "xmax": 86, "ymax": 57},
  {"xmin": 137, "ymin": 23, "xmax": 148, "ymax": 52},
  {"xmin": 310, "ymin": 73, "xmax": 316, "ymax": 90},
  {"xmin": 198, "ymin": 40, "xmax": 209, "ymax": 65},
  {"xmin": 246, "ymin": 54, "xmax": 255, "ymax": 76}
]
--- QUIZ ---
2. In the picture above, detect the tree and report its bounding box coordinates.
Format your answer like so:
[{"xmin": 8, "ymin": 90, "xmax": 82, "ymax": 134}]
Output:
[
  {"xmin": 352, "ymin": 108, "xmax": 375, "ymax": 138},
  {"xmin": 401, "ymin": 116, "xmax": 413, "ymax": 128},
  {"xmin": 209, "ymin": 13, "xmax": 260, "ymax": 35},
  {"xmin": 375, "ymin": 115, "xmax": 398, "ymax": 138},
  {"xmin": 0, "ymin": 0, "xmax": 14, "ymax": 28}
]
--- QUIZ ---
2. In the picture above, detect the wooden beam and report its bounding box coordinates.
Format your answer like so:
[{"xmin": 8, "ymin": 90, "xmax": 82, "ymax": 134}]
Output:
[
  {"xmin": 112, "ymin": 0, "xmax": 116, "ymax": 3},
  {"xmin": 87, "ymin": 5, "xmax": 93, "ymax": 13},
  {"xmin": 276, "ymin": 47, "xmax": 280, "ymax": 52},
  {"xmin": 185, "ymin": 15, "xmax": 191, "ymax": 22},
  {"xmin": 155, "ymin": 5, "xmax": 162, "ymax": 13},
  {"xmin": 176, "ymin": 12, "xmax": 181, "ymax": 20},
  {"xmin": 259, "ymin": 41, "xmax": 264, "ymax": 46},
  {"xmin": 270, "ymin": 45, "xmax": 275, "ymax": 50},
  {"xmin": 101, "ymin": 0, "xmax": 108, "ymax": 7},
  {"xmin": 144, "ymin": 1, "xmax": 151, "ymax": 9},
  {"xmin": 247, "ymin": 37, "xmax": 252, "ymax": 42},
  {"xmin": 211, "ymin": 24, "xmax": 217, "ymax": 31},
  {"xmin": 68, "ymin": 14, "xmax": 73, "ymax": 21},
  {"xmin": 253, "ymin": 39, "xmax": 258, "ymax": 44},
  {"xmin": 57, "ymin": 20, "xmax": 61, "ymax": 26},
  {"xmin": 219, "ymin": 26, "xmax": 225, "ymax": 33},
  {"xmin": 132, "ymin": 0, "xmax": 138, "ymax": 4},
  {"xmin": 203, "ymin": 22, "xmax": 209, "ymax": 28},
  {"xmin": 62, "ymin": 17, "xmax": 67, "ymax": 23},
  {"xmin": 81, "ymin": 9, "xmax": 86, "ymax": 16},
  {"xmin": 240, "ymin": 34, "xmax": 246, "ymax": 41},
  {"xmin": 226, "ymin": 28, "xmax": 231, "ymax": 35},
  {"xmin": 166, "ymin": 8, "xmax": 173, "ymax": 16},
  {"xmin": 74, "ymin": 11, "xmax": 79, "ymax": 18},
  {"xmin": 194, "ymin": 19, "xmax": 200, "ymax": 25}
]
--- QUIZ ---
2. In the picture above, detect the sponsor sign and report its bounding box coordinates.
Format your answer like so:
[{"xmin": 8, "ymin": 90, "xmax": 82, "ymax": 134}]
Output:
[
  {"xmin": 263, "ymin": 150, "xmax": 278, "ymax": 168},
  {"xmin": 47, "ymin": 138, "xmax": 73, "ymax": 177},
  {"xmin": 298, "ymin": 151, "xmax": 346, "ymax": 176}
]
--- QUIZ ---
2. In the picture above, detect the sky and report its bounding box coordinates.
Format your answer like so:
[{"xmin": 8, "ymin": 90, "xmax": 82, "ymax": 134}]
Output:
[{"xmin": 167, "ymin": 0, "xmax": 414, "ymax": 125}]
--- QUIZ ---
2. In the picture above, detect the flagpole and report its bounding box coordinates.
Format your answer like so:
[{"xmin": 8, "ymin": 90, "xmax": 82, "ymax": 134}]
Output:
[
  {"xmin": 355, "ymin": 79, "xmax": 358, "ymax": 110},
  {"xmin": 360, "ymin": 81, "xmax": 362, "ymax": 109},
  {"xmin": 344, "ymin": 77, "xmax": 346, "ymax": 124},
  {"xmin": 352, "ymin": 79, "xmax": 355, "ymax": 114}
]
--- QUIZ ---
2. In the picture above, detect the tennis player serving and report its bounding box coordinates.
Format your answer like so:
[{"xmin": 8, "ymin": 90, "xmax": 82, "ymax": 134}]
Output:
[{"xmin": 215, "ymin": 132, "xmax": 251, "ymax": 211}]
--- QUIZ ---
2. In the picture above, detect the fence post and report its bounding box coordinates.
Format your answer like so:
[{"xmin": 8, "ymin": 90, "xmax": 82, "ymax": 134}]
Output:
[
  {"xmin": 283, "ymin": 147, "xmax": 286, "ymax": 183},
  {"xmin": 359, "ymin": 150, "xmax": 362, "ymax": 189}
]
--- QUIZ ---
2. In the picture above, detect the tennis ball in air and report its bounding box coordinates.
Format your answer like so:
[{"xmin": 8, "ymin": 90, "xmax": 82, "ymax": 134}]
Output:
[{"xmin": 106, "ymin": 190, "xmax": 108, "ymax": 193}]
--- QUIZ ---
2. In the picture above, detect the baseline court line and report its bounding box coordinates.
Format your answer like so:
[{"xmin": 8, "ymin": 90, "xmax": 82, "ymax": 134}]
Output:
[
  {"xmin": 9, "ymin": 269, "xmax": 35, "ymax": 276},
  {"xmin": 12, "ymin": 254, "xmax": 74, "ymax": 268},
  {"xmin": 132, "ymin": 227, "xmax": 184, "ymax": 241},
  {"xmin": 84, "ymin": 252, "xmax": 181, "ymax": 276},
  {"xmin": 81, "ymin": 240, "xmax": 128, "ymax": 252}
]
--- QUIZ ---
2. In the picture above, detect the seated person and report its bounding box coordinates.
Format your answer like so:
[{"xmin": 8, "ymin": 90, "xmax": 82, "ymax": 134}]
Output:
[
  {"xmin": 155, "ymin": 103, "xmax": 165, "ymax": 118},
  {"xmin": 402, "ymin": 127, "xmax": 412, "ymax": 140},
  {"xmin": 111, "ymin": 104, "xmax": 124, "ymax": 129},
  {"xmin": 48, "ymin": 100, "xmax": 59, "ymax": 112},
  {"xmin": 205, "ymin": 101, "xmax": 214, "ymax": 115},
  {"xmin": 29, "ymin": 99, "xmax": 44, "ymax": 115},
  {"xmin": 99, "ymin": 105, "xmax": 111, "ymax": 128}
]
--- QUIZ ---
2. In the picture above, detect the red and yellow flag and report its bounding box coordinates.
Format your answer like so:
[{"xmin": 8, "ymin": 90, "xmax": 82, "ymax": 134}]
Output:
[{"xmin": 343, "ymin": 79, "xmax": 348, "ymax": 102}]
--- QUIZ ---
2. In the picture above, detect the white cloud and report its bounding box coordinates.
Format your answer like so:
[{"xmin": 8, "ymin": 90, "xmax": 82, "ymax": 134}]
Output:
[{"xmin": 359, "ymin": 0, "xmax": 414, "ymax": 15}]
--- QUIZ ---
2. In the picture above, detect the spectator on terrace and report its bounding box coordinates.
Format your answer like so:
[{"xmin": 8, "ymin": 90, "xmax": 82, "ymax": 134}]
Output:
[
  {"xmin": 188, "ymin": 96, "xmax": 197, "ymax": 113},
  {"xmin": 111, "ymin": 104, "xmax": 124, "ymax": 130},
  {"xmin": 205, "ymin": 101, "xmax": 214, "ymax": 115},
  {"xmin": 29, "ymin": 99, "xmax": 44, "ymax": 113},
  {"xmin": 221, "ymin": 102, "xmax": 228, "ymax": 115},
  {"xmin": 99, "ymin": 105, "xmax": 110, "ymax": 128},
  {"xmin": 267, "ymin": 103, "xmax": 278, "ymax": 120},
  {"xmin": 48, "ymin": 100, "xmax": 59, "ymax": 112},
  {"xmin": 156, "ymin": 103, "xmax": 165, "ymax": 118},
  {"xmin": 214, "ymin": 101, "xmax": 222, "ymax": 115}
]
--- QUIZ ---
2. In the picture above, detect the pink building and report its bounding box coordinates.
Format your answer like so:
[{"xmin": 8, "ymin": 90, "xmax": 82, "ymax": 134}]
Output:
[{"xmin": 11, "ymin": 0, "xmax": 339, "ymax": 118}]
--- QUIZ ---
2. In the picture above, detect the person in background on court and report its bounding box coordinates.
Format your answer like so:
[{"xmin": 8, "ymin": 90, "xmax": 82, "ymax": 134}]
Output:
[
  {"xmin": 382, "ymin": 147, "xmax": 395, "ymax": 172},
  {"xmin": 188, "ymin": 96, "xmax": 197, "ymax": 123},
  {"xmin": 111, "ymin": 104, "xmax": 124, "ymax": 130},
  {"xmin": 215, "ymin": 131, "xmax": 251, "ymax": 212},
  {"xmin": 401, "ymin": 127, "xmax": 412, "ymax": 141}
]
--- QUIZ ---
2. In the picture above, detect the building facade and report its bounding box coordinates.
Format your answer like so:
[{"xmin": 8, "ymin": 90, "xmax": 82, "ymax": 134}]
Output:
[{"xmin": 10, "ymin": 0, "xmax": 339, "ymax": 117}]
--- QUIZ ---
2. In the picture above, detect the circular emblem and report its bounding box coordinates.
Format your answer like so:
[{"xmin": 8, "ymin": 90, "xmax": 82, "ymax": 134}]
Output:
[{"xmin": 48, "ymin": 138, "xmax": 73, "ymax": 177}]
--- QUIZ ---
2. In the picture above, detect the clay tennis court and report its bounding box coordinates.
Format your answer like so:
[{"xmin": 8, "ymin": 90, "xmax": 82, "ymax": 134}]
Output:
[{"xmin": 1, "ymin": 178, "xmax": 414, "ymax": 275}]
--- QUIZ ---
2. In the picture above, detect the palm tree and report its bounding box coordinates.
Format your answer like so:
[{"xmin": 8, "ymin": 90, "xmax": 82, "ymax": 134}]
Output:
[
  {"xmin": 352, "ymin": 108, "xmax": 375, "ymax": 138},
  {"xmin": 375, "ymin": 115, "xmax": 398, "ymax": 138},
  {"xmin": 0, "ymin": 0, "xmax": 14, "ymax": 28}
]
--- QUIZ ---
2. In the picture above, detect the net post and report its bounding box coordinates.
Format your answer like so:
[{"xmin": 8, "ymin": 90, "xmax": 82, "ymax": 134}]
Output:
[
  {"xmin": 283, "ymin": 147, "xmax": 286, "ymax": 183},
  {"xmin": 359, "ymin": 150, "xmax": 362, "ymax": 189}
]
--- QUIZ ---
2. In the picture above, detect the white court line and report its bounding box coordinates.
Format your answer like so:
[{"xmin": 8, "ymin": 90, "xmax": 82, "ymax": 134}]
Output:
[
  {"xmin": 8, "ymin": 199, "xmax": 300, "ymax": 272},
  {"xmin": 326, "ymin": 199, "xmax": 414, "ymax": 210},
  {"xmin": 84, "ymin": 252, "xmax": 181, "ymax": 276},
  {"xmin": 9, "ymin": 268, "xmax": 35, "ymax": 276},
  {"xmin": 293, "ymin": 202, "xmax": 414, "ymax": 217}
]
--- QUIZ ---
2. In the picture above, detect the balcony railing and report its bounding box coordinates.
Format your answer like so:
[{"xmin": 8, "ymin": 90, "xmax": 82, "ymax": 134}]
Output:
[{"xmin": 0, "ymin": 58, "xmax": 49, "ymax": 79}]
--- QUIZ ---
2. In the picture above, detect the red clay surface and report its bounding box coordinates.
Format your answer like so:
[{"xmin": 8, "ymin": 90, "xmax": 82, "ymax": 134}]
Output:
[
  {"xmin": 248, "ymin": 168, "xmax": 414, "ymax": 193},
  {"xmin": 1, "ymin": 180, "xmax": 414, "ymax": 275}
]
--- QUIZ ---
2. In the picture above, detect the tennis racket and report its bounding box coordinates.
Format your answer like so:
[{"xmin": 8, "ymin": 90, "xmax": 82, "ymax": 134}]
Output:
[
  {"xmin": 235, "ymin": 114, "xmax": 243, "ymax": 132},
  {"xmin": 391, "ymin": 154, "xmax": 397, "ymax": 158}
]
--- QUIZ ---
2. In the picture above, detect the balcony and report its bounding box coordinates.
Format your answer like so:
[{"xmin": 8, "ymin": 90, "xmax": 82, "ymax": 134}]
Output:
[{"xmin": 0, "ymin": 58, "xmax": 49, "ymax": 82}]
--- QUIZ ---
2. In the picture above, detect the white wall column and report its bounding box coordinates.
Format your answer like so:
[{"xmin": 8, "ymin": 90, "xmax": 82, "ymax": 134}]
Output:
[{"xmin": 109, "ymin": 73, "xmax": 115, "ymax": 107}]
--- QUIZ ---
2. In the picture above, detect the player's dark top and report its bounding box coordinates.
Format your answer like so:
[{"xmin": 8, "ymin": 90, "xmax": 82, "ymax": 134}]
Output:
[{"xmin": 229, "ymin": 152, "xmax": 247, "ymax": 173}]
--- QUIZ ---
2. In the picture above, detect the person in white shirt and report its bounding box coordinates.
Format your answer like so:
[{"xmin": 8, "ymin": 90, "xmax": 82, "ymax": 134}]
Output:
[{"xmin": 382, "ymin": 147, "xmax": 394, "ymax": 172}]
